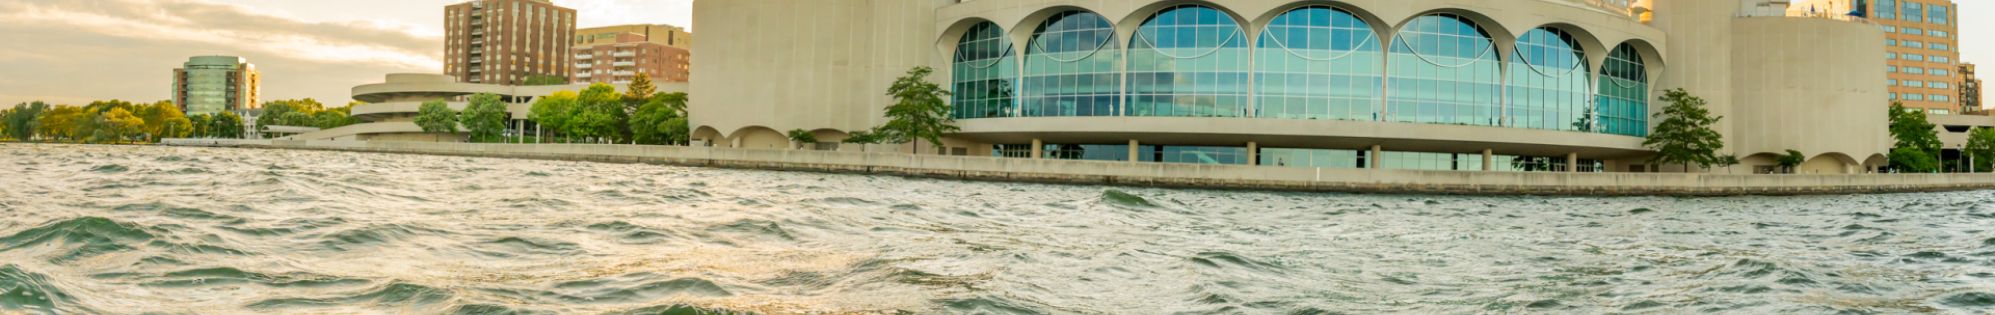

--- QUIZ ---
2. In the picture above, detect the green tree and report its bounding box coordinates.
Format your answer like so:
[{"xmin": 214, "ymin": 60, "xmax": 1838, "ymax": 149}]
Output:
[
  {"xmin": 136, "ymin": 101, "xmax": 191, "ymax": 142},
  {"xmin": 414, "ymin": 100, "xmax": 460, "ymax": 135},
  {"xmin": 624, "ymin": 73, "xmax": 657, "ymax": 113},
  {"xmin": 530, "ymin": 91, "xmax": 579, "ymax": 142},
  {"xmin": 211, "ymin": 112, "xmax": 245, "ymax": 139},
  {"xmin": 568, "ymin": 84, "xmax": 628, "ymax": 143},
  {"xmin": 1890, "ymin": 147, "xmax": 1940, "ymax": 173},
  {"xmin": 1965, "ymin": 127, "xmax": 1995, "ymax": 172},
  {"xmin": 662, "ymin": 117, "xmax": 689, "ymax": 145},
  {"xmin": 876, "ymin": 66, "xmax": 958, "ymax": 154},
  {"xmin": 629, "ymin": 97, "xmax": 679, "ymax": 145},
  {"xmin": 188, "ymin": 114, "xmax": 212, "ymax": 138},
  {"xmin": 842, "ymin": 130, "xmax": 882, "ymax": 144},
  {"xmin": 36, "ymin": 106, "xmax": 81, "ymax": 142},
  {"xmin": 1886, "ymin": 103, "xmax": 1941, "ymax": 172},
  {"xmin": 92, "ymin": 108, "xmax": 144, "ymax": 144},
  {"xmin": 523, "ymin": 74, "xmax": 569, "ymax": 86},
  {"xmin": 1775, "ymin": 150, "xmax": 1806, "ymax": 174},
  {"xmin": 5, "ymin": 102, "xmax": 50, "ymax": 141},
  {"xmin": 460, "ymin": 93, "xmax": 509, "ymax": 143},
  {"xmin": 1643, "ymin": 88, "xmax": 1727, "ymax": 172},
  {"xmin": 787, "ymin": 129, "xmax": 818, "ymax": 148}
]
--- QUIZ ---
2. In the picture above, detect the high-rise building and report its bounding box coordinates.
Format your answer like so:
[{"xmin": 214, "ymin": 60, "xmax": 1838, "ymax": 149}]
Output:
[
  {"xmin": 443, "ymin": 0, "xmax": 576, "ymax": 85},
  {"xmin": 172, "ymin": 56, "xmax": 259, "ymax": 116},
  {"xmin": 1965, "ymin": 63, "xmax": 1982, "ymax": 112},
  {"xmin": 572, "ymin": 24, "xmax": 693, "ymax": 84},
  {"xmin": 1869, "ymin": 0, "xmax": 1960, "ymax": 114}
]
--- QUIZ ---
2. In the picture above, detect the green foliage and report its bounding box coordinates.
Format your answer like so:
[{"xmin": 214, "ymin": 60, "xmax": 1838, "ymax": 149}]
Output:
[
  {"xmin": 1965, "ymin": 127, "xmax": 1995, "ymax": 172},
  {"xmin": 842, "ymin": 130, "xmax": 882, "ymax": 144},
  {"xmin": 629, "ymin": 92, "xmax": 688, "ymax": 145},
  {"xmin": 530, "ymin": 91, "xmax": 579, "ymax": 142},
  {"xmin": 1642, "ymin": 88, "xmax": 1727, "ymax": 171},
  {"xmin": 624, "ymin": 72, "xmax": 657, "ymax": 115},
  {"xmin": 522, "ymin": 74, "xmax": 569, "ymax": 86},
  {"xmin": 414, "ymin": 100, "xmax": 459, "ymax": 134},
  {"xmin": 210, "ymin": 112, "xmax": 245, "ymax": 139},
  {"xmin": 1886, "ymin": 103, "xmax": 1941, "ymax": 172},
  {"xmin": 1776, "ymin": 150, "xmax": 1806, "ymax": 173},
  {"xmin": 460, "ymin": 93, "xmax": 509, "ymax": 142},
  {"xmin": 567, "ymin": 84, "xmax": 628, "ymax": 142},
  {"xmin": 786, "ymin": 129, "xmax": 817, "ymax": 145},
  {"xmin": 36, "ymin": 106, "xmax": 84, "ymax": 142},
  {"xmin": 90, "ymin": 108, "xmax": 144, "ymax": 144},
  {"xmin": 255, "ymin": 99, "xmax": 327, "ymax": 132},
  {"xmin": 3, "ymin": 101, "xmax": 50, "ymax": 141},
  {"xmin": 187, "ymin": 114, "xmax": 212, "ymax": 138},
  {"xmin": 1890, "ymin": 146, "xmax": 1940, "ymax": 173},
  {"xmin": 875, "ymin": 66, "xmax": 958, "ymax": 153},
  {"xmin": 662, "ymin": 117, "xmax": 689, "ymax": 145}
]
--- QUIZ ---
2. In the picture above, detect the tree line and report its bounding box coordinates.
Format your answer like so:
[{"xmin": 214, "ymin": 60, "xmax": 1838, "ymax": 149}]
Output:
[
  {"xmin": 414, "ymin": 73, "xmax": 693, "ymax": 145},
  {"xmin": 2, "ymin": 100, "xmax": 204, "ymax": 144}
]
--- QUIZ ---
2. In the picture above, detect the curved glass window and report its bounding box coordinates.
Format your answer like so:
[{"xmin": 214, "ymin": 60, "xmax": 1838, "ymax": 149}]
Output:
[
  {"xmin": 952, "ymin": 22, "xmax": 1016, "ymax": 119},
  {"xmin": 1598, "ymin": 43, "xmax": 1650, "ymax": 137},
  {"xmin": 1507, "ymin": 27, "xmax": 1591, "ymax": 132},
  {"xmin": 1254, "ymin": 6, "xmax": 1382, "ymax": 121},
  {"xmin": 1386, "ymin": 14, "xmax": 1502, "ymax": 126},
  {"xmin": 1023, "ymin": 11, "xmax": 1120, "ymax": 117},
  {"xmin": 1128, "ymin": 5, "xmax": 1249, "ymax": 117}
]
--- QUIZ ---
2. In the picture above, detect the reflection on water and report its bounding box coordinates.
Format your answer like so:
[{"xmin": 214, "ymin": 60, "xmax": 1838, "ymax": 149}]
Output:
[{"xmin": 2, "ymin": 143, "xmax": 1993, "ymax": 313}]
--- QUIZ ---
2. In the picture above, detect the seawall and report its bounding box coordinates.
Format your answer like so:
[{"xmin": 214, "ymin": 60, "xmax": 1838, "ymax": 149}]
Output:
[{"xmin": 159, "ymin": 139, "xmax": 1995, "ymax": 196}]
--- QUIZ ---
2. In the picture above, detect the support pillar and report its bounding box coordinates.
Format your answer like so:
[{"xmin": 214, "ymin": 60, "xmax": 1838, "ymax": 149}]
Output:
[
  {"xmin": 1370, "ymin": 145, "xmax": 1383, "ymax": 170},
  {"xmin": 1567, "ymin": 152, "xmax": 1580, "ymax": 173},
  {"xmin": 1247, "ymin": 142, "xmax": 1259, "ymax": 166},
  {"xmin": 1128, "ymin": 140, "xmax": 1140, "ymax": 162},
  {"xmin": 1030, "ymin": 139, "xmax": 1044, "ymax": 159},
  {"xmin": 1482, "ymin": 149, "xmax": 1494, "ymax": 171}
]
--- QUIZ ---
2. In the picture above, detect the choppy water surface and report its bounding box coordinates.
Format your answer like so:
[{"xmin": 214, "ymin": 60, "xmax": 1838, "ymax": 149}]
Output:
[{"xmin": 3, "ymin": 143, "xmax": 1995, "ymax": 314}]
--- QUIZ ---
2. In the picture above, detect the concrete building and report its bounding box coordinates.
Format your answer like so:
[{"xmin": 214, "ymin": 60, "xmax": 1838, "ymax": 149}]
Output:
[
  {"xmin": 1965, "ymin": 63, "xmax": 1982, "ymax": 112},
  {"xmin": 572, "ymin": 25, "xmax": 693, "ymax": 84},
  {"xmin": 171, "ymin": 56, "xmax": 260, "ymax": 116},
  {"xmin": 1868, "ymin": 0, "xmax": 1960, "ymax": 114},
  {"xmin": 443, "ymin": 0, "xmax": 576, "ymax": 85},
  {"xmin": 277, "ymin": 74, "xmax": 684, "ymax": 142},
  {"xmin": 687, "ymin": 0, "xmax": 1890, "ymax": 174}
]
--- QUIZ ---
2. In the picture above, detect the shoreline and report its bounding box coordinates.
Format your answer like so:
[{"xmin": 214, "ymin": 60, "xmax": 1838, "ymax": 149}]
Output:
[{"xmin": 122, "ymin": 139, "xmax": 1995, "ymax": 197}]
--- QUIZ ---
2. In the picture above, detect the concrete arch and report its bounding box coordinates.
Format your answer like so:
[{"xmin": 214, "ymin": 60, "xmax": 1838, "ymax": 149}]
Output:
[
  {"xmin": 1800, "ymin": 152, "xmax": 1862, "ymax": 174},
  {"xmin": 1864, "ymin": 154, "xmax": 1889, "ymax": 173},
  {"xmin": 1518, "ymin": 23, "xmax": 1610, "ymax": 75},
  {"xmin": 727, "ymin": 126, "xmax": 788, "ymax": 149},
  {"xmin": 936, "ymin": 18, "xmax": 1013, "ymax": 62},
  {"xmin": 1389, "ymin": 9, "xmax": 1520, "ymax": 65},
  {"xmin": 809, "ymin": 128, "xmax": 850, "ymax": 143},
  {"xmin": 1010, "ymin": 5, "xmax": 1115, "ymax": 54},
  {"xmin": 1247, "ymin": 2, "xmax": 1394, "ymax": 46},
  {"xmin": 1607, "ymin": 39, "xmax": 1668, "ymax": 86},
  {"xmin": 1116, "ymin": 1, "xmax": 1254, "ymax": 41},
  {"xmin": 692, "ymin": 126, "xmax": 724, "ymax": 146}
]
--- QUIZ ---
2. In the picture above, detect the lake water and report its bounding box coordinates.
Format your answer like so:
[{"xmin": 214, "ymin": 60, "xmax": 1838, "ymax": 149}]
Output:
[{"xmin": 1, "ymin": 143, "xmax": 1993, "ymax": 314}]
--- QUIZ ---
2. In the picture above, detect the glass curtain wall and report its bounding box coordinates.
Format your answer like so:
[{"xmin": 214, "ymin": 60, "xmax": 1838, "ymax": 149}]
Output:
[
  {"xmin": 1254, "ymin": 6, "xmax": 1383, "ymax": 121},
  {"xmin": 1597, "ymin": 43, "xmax": 1650, "ymax": 137},
  {"xmin": 1386, "ymin": 14, "xmax": 1502, "ymax": 126},
  {"xmin": 1127, "ymin": 5, "xmax": 1251, "ymax": 117},
  {"xmin": 1507, "ymin": 27, "xmax": 1592, "ymax": 132},
  {"xmin": 952, "ymin": 22, "xmax": 1017, "ymax": 119},
  {"xmin": 1023, "ymin": 11, "xmax": 1121, "ymax": 117}
]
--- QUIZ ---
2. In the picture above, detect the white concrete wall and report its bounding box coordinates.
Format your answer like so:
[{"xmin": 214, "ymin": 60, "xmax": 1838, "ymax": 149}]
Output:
[{"xmin": 1727, "ymin": 17, "xmax": 1891, "ymax": 172}]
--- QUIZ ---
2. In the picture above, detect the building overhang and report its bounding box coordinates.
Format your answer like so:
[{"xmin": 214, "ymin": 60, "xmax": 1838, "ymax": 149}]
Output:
[{"xmin": 954, "ymin": 117, "xmax": 1653, "ymax": 159}]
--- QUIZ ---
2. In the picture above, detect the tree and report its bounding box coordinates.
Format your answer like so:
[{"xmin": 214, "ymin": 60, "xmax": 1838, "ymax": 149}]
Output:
[
  {"xmin": 211, "ymin": 112, "xmax": 245, "ymax": 139},
  {"xmin": 460, "ymin": 93, "xmax": 509, "ymax": 143},
  {"xmin": 92, "ymin": 108, "xmax": 144, "ymax": 144},
  {"xmin": 1890, "ymin": 147, "xmax": 1940, "ymax": 173},
  {"xmin": 842, "ymin": 130, "xmax": 882, "ymax": 144},
  {"xmin": 530, "ymin": 91, "xmax": 579, "ymax": 142},
  {"xmin": 37, "ymin": 106, "xmax": 83, "ymax": 142},
  {"xmin": 1966, "ymin": 127, "xmax": 1995, "ymax": 172},
  {"xmin": 787, "ymin": 129, "xmax": 817, "ymax": 148},
  {"xmin": 1775, "ymin": 150, "xmax": 1806, "ymax": 174},
  {"xmin": 662, "ymin": 117, "xmax": 689, "ymax": 145},
  {"xmin": 1643, "ymin": 88, "xmax": 1727, "ymax": 172},
  {"xmin": 188, "ymin": 114, "xmax": 212, "ymax": 138},
  {"xmin": 4, "ymin": 102, "xmax": 50, "ymax": 141},
  {"xmin": 877, "ymin": 66, "xmax": 959, "ymax": 154},
  {"xmin": 1887, "ymin": 102, "xmax": 1941, "ymax": 172},
  {"xmin": 257, "ymin": 99, "xmax": 327, "ymax": 131},
  {"xmin": 414, "ymin": 100, "xmax": 460, "ymax": 136},
  {"xmin": 568, "ymin": 84, "xmax": 628, "ymax": 143},
  {"xmin": 624, "ymin": 72, "xmax": 657, "ymax": 113},
  {"xmin": 630, "ymin": 97, "xmax": 679, "ymax": 145},
  {"xmin": 136, "ymin": 101, "xmax": 190, "ymax": 142},
  {"xmin": 523, "ymin": 74, "xmax": 569, "ymax": 86}
]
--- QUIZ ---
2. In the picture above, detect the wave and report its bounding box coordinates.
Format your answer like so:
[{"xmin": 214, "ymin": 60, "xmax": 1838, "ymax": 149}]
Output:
[
  {"xmin": 0, "ymin": 217, "xmax": 155, "ymax": 262},
  {"xmin": 316, "ymin": 223, "xmax": 448, "ymax": 251},
  {"xmin": 547, "ymin": 274, "xmax": 732, "ymax": 304},
  {"xmin": 0, "ymin": 264, "xmax": 81, "ymax": 313},
  {"xmin": 1101, "ymin": 190, "xmax": 1159, "ymax": 208},
  {"xmin": 247, "ymin": 281, "xmax": 454, "ymax": 311}
]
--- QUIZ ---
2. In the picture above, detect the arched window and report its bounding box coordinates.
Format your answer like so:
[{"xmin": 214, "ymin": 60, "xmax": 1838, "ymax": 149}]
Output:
[
  {"xmin": 1598, "ymin": 43, "xmax": 1650, "ymax": 137},
  {"xmin": 1023, "ymin": 11, "xmax": 1120, "ymax": 117},
  {"xmin": 1255, "ymin": 6, "xmax": 1382, "ymax": 121},
  {"xmin": 952, "ymin": 21, "xmax": 1016, "ymax": 119},
  {"xmin": 1386, "ymin": 14, "xmax": 1502, "ymax": 126},
  {"xmin": 1507, "ymin": 27, "xmax": 1590, "ymax": 132},
  {"xmin": 1128, "ymin": 5, "xmax": 1249, "ymax": 117}
]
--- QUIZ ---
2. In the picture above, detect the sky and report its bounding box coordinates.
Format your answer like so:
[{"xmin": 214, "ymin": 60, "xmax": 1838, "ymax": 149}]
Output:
[
  {"xmin": 0, "ymin": 0, "xmax": 1985, "ymax": 107},
  {"xmin": 0, "ymin": 0, "xmax": 693, "ymax": 107}
]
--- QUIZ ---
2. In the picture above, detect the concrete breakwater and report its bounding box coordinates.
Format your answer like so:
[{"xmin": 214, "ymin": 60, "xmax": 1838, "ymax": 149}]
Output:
[{"xmin": 161, "ymin": 139, "xmax": 1995, "ymax": 196}]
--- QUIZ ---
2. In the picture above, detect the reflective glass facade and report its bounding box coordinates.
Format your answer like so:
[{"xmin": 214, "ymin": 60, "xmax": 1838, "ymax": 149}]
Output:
[
  {"xmin": 1255, "ymin": 6, "xmax": 1382, "ymax": 121},
  {"xmin": 1386, "ymin": 14, "xmax": 1502, "ymax": 126},
  {"xmin": 1597, "ymin": 43, "xmax": 1651, "ymax": 137},
  {"xmin": 1507, "ymin": 27, "xmax": 1591, "ymax": 132},
  {"xmin": 1128, "ymin": 5, "xmax": 1251, "ymax": 117},
  {"xmin": 952, "ymin": 22, "xmax": 1017, "ymax": 119},
  {"xmin": 1023, "ymin": 11, "xmax": 1121, "ymax": 117}
]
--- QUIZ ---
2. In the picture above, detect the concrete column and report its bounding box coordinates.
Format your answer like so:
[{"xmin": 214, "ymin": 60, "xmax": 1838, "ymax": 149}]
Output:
[
  {"xmin": 1482, "ymin": 149, "xmax": 1494, "ymax": 171},
  {"xmin": 1128, "ymin": 140, "xmax": 1140, "ymax": 162},
  {"xmin": 1567, "ymin": 153, "xmax": 1580, "ymax": 173},
  {"xmin": 1247, "ymin": 142, "xmax": 1259, "ymax": 166},
  {"xmin": 1370, "ymin": 145, "xmax": 1383, "ymax": 169},
  {"xmin": 1030, "ymin": 139, "xmax": 1044, "ymax": 159}
]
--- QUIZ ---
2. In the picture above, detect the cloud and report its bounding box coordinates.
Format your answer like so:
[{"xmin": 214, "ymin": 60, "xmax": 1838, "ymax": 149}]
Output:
[{"xmin": 0, "ymin": 0, "xmax": 442, "ymax": 106}]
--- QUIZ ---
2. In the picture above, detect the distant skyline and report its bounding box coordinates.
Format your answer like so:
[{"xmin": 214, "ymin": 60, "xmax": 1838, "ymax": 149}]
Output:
[
  {"xmin": 0, "ymin": 0, "xmax": 1986, "ymax": 108},
  {"xmin": 0, "ymin": 0, "xmax": 693, "ymax": 107}
]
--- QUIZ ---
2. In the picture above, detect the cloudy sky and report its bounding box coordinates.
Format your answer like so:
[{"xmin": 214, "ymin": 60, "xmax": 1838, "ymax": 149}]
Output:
[
  {"xmin": 0, "ymin": 0, "xmax": 693, "ymax": 107},
  {"xmin": 0, "ymin": 0, "xmax": 1986, "ymax": 107}
]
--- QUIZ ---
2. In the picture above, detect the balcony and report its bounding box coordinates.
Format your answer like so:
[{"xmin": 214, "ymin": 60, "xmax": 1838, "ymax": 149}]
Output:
[
  {"xmin": 612, "ymin": 51, "xmax": 637, "ymax": 58},
  {"xmin": 576, "ymin": 72, "xmax": 593, "ymax": 79},
  {"xmin": 471, "ymin": 40, "xmax": 483, "ymax": 45},
  {"xmin": 469, "ymin": 58, "xmax": 483, "ymax": 64},
  {"xmin": 612, "ymin": 61, "xmax": 636, "ymax": 67},
  {"xmin": 575, "ymin": 54, "xmax": 593, "ymax": 61},
  {"xmin": 611, "ymin": 71, "xmax": 637, "ymax": 77},
  {"xmin": 576, "ymin": 63, "xmax": 593, "ymax": 70}
]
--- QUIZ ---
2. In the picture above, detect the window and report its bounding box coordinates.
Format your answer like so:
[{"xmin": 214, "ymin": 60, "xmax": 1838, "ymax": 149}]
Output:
[
  {"xmin": 1932, "ymin": 30, "xmax": 1950, "ymax": 38},
  {"xmin": 1902, "ymin": 28, "xmax": 1923, "ymax": 36},
  {"xmin": 1934, "ymin": 95, "xmax": 1952, "ymax": 102},
  {"xmin": 1387, "ymin": 14, "xmax": 1502, "ymax": 127},
  {"xmin": 1933, "ymin": 69, "xmax": 1951, "ymax": 76},
  {"xmin": 1889, "ymin": 79, "xmax": 1899, "ymax": 86},
  {"xmin": 1934, "ymin": 56, "xmax": 1950, "ymax": 63},
  {"xmin": 1597, "ymin": 43, "xmax": 1651, "ymax": 137},
  {"xmin": 1933, "ymin": 82, "xmax": 1951, "ymax": 89},
  {"xmin": 1877, "ymin": 0, "xmax": 1898, "ymax": 19},
  {"xmin": 1022, "ymin": 11, "xmax": 1121, "ymax": 117},
  {"xmin": 1887, "ymin": 52, "xmax": 1898, "ymax": 59},
  {"xmin": 1886, "ymin": 39, "xmax": 1898, "ymax": 46},
  {"xmin": 1906, "ymin": 67, "xmax": 1926, "ymax": 74},
  {"xmin": 1905, "ymin": 54, "xmax": 1925, "ymax": 62},
  {"xmin": 1934, "ymin": 44, "xmax": 1950, "ymax": 51},
  {"xmin": 1903, "ymin": 2, "xmax": 1923, "ymax": 22},
  {"xmin": 1906, "ymin": 41, "xmax": 1924, "ymax": 49},
  {"xmin": 1508, "ymin": 27, "xmax": 1591, "ymax": 132},
  {"xmin": 1906, "ymin": 94, "xmax": 1926, "ymax": 101},
  {"xmin": 1255, "ymin": 5, "xmax": 1382, "ymax": 121},
  {"xmin": 1881, "ymin": 25, "xmax": 1898, "ymax": 33},
  {"xmin": 1127, "ymin": 5, "xmax": 1251, "ymax": 118},
  {"xmin": 1931, "ymin": 5, "xmax": 1948, "ymax": 25},
  {"xmin": 1888, "ymin": 66, "xmax": 1899, "ymax": 73},
  {"xmin": 951, "ymin": 21, "xmax": 1017, "ymax": 119}
]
